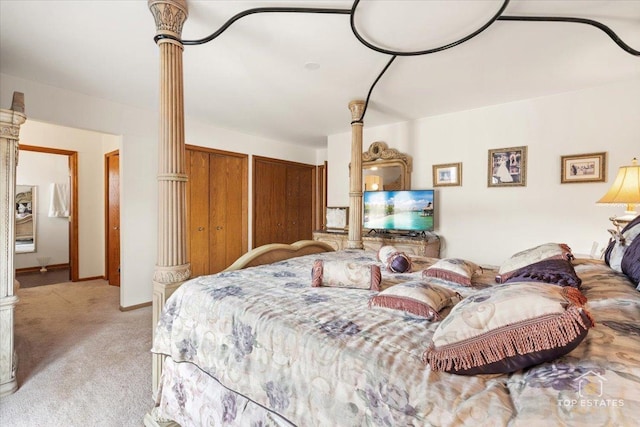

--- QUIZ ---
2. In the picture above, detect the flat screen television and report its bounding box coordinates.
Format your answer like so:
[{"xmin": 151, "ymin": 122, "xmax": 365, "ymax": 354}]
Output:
[{"xmin": 363, "ymin": 189, "xmax": 434, "ymax": 233}]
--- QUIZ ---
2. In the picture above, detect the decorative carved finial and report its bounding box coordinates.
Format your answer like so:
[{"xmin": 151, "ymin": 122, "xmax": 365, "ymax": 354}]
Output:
[
  {"xmin": 348, "ymin": 100, "xmax": 365, "ymax": 122},
  {"xmin": 11, "ymin": 92, "xmax": 25, "ymax": 114},
  {"xmin": 148, "ymin": 0, "xmax": 188, "ymax": 40}
]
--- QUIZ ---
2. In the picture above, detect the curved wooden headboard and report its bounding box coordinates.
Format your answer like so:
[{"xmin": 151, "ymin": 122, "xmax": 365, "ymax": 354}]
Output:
[{"xmin": 224, "ymin": 240, "xmax": 335, "ymax": 271}]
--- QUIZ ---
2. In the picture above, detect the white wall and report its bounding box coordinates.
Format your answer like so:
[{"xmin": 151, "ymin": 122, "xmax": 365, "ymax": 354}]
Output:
[
  {"xmin": 15, "ymin": 151, "xmax": 69, "ymax": 269},
  {"xmin": 17, "ymin": 122, "xmax": 121, "ymax": 277},
  {"xmin": 1, "ymin": 73, "xmax": 320, "ymax": 308},
  {"xmin": 328, "ymin": 78, "xmax": 640, "ymax": 265}
]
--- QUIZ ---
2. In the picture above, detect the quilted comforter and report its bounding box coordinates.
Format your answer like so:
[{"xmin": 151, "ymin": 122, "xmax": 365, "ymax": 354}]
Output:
[{"xmin": 152, "ymin": 250, "xmax": 639, "ymax": 426}]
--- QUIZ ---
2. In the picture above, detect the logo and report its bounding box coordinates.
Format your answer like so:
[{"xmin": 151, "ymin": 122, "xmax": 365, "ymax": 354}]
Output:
[
  {"xmin": 557, "ymin": 371, "xmax": 624, "ymax": 409},
  {"xmin": 576, "ymin": 370, "xmax": 606, "ymax": 398}
]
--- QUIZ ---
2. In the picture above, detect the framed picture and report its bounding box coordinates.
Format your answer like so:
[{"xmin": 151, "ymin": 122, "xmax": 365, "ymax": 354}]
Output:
[
  {"xmin": 488, "ymin": 146, "xmax": 527, "ymax": 187},
  {"xmin": 325, "ymin": 206, "xmax": 348, "ymax": 231},
  {"xmin": 433, "ymin": 162, "xmax": 462, "ymax": 187},
  {"xmin": 560, "ymin": 152, "xmax": 606, "ymax": 184}
]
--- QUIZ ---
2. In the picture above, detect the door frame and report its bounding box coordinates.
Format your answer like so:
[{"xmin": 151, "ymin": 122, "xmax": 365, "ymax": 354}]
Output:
[{"xmin": 18, "ymin": 145, "xmax": 79, "ymax": 281}]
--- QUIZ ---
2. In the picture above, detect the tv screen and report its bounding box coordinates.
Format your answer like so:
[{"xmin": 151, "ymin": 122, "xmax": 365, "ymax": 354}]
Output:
[{"xmin": 363, "ymin": 190, "xmax": 434, "ymax": 232}]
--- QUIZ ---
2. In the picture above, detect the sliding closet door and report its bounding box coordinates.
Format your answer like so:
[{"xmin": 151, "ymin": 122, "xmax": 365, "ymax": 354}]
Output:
[{"xmin": 186, "ymin": 146, "xmax": 248, "ymax": 277}]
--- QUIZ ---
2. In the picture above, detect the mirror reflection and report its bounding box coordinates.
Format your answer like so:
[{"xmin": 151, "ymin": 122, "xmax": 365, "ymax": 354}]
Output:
[
  {"xmin": 15, "ymin": 184, "xmax": 36, "ymax": 253},
  {"xmin": 362, "ymin": 142, "xmax": 412, "ymax": 191}
]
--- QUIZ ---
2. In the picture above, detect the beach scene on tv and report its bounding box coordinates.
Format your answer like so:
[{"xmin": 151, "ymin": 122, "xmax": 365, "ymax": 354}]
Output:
[{"xmin": 363, "ymin": 190, "xmax": 434, "ymax": 232}]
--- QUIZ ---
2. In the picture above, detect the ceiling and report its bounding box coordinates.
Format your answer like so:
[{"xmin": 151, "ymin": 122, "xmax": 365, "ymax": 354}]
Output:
[{"xmin": 1, "ymin": 1, "xmax": 639, "ymax": 148}]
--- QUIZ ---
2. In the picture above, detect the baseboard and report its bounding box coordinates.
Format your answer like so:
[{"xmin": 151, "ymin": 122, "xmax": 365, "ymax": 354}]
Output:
[
  {"xmin": 15, "ymin": 263, "xmax": 70, "ymax": 274},
  {"xmin": 76, "ymin": 275, "xmax": 105, "ymax": 282},
  {"xmin": 120, "ymin": 301, "xmax": 152, "ymax": 312}
]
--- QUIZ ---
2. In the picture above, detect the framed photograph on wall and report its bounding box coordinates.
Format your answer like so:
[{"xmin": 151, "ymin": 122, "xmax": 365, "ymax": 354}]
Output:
[
  {"xmin": 325, "ymin": 206, "xmax": 348, "ymax": 231},
  {"xmin": 488, "ymin": 146, "xmax": 527, "ymax": 187},
  {"xmin": 560, "ymin": 152, "xmax": 607, "ymax": 184},
  {"xmin": 433, "ymin": 162, "xmax": 462, "ymax": 187}
]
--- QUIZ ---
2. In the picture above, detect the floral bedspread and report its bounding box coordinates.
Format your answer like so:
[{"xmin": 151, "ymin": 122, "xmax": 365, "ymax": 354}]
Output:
[{"xmin": 152, "ymin": 250, "xmax": 639, "ymax": 426}]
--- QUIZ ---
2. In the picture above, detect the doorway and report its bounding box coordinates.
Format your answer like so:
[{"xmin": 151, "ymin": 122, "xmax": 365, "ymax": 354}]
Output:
[{"xmin": 16, "ymin": 145, "xmax": 78, "ymax": 282}]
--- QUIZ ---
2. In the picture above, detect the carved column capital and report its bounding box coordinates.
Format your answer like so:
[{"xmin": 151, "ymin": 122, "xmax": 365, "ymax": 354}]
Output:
[
  {"xmin": 148, "ymin": 0, "xmax": 188, "ymax": 41},
  {"xmin": 348, "ymin": 100, "xmax": 365, "ymax": 123}
]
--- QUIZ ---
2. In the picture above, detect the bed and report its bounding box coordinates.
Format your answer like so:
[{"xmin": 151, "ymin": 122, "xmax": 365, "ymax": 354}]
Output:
[{"xmin": 146, "ymin": 241, "xmax": 639, "ymax": 426}]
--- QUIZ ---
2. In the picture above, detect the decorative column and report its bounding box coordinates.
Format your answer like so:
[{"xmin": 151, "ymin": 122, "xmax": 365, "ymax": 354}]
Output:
[
  {"xmin": 0, "ymin": 92, "xmax": 26, "ymax": 397},
  {"xmin": 347, "ymin": 100, "xmax": 365, "ymax": 249},
  {"xmin": 148, "ymin": 0, "xmax": 190, "ymax": 396}
]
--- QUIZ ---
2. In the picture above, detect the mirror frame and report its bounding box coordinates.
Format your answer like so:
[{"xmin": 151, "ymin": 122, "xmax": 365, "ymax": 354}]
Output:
[
  {"xmin": 15, "ymin": 184, "xmax": 37, "ymax": 253},
  {"xmin": 362, "ymin": 141, "xmax": 412, "ymax": 190}
]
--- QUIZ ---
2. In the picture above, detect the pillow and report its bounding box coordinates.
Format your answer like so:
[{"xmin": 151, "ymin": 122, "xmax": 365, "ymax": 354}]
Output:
[
  {"xmin": 369, "ymin": 281, "xmax": 462, "ymax": 320},
  {"xmin": 422, "ymin": 258, "xmax": 481, "ymax": 286},
  {"xmin": 377, "ymin": 245, "xmax": 412, "ymax": 273},
  {"xmin": 423, "ymin": 283, "xmax": 593, "ymax": 375},
  {"xmin": 312, "ymin": 260, "xmax": 381, "ymax": 291},
  {"xmin": 605, "ymin": 215, "xmax": 640, "ymax": 286},
  {"xmin": 496, "ymin": 243, "xmax": 574, "ymax": 283},
  {"xmin": 503, "ymin": 258, "xmax": 582, "ymax": 288}
]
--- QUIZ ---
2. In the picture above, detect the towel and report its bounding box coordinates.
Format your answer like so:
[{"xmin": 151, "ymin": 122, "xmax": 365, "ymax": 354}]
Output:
[{"xmin": 49, "ymin": 182, "xmax": 70, "ymax": 217}]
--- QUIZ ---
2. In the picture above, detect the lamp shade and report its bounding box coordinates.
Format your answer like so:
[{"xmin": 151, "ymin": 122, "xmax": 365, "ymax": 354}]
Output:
[{"xmin": 597, "ymin": 158, "xmax": 640, "ymax": 217}]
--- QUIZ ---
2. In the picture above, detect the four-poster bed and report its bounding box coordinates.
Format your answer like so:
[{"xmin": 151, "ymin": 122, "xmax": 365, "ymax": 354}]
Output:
[{"xmin": 145, "ymin": 1, "xmax": 639, "ymax": 425}]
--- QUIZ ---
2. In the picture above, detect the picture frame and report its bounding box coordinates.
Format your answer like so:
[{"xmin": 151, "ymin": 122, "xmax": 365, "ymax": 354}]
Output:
[
  {"xmin": 488, "ymin": 146, "xmax": 527, "ymax": 187},
  {"xmin": 325, "ymin": 206, "xmax": 349, "ymax": 231},
  {"xmin": 432, "ymin": 162, "xmax": 462, "ymax": 187},
  {"xmin": 560, "ymin": 152, "xmax": 607, "ymax": 184}
]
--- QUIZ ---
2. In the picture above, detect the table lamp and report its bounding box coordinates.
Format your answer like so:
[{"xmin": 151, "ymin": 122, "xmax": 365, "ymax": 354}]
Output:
[{"xmin": 597, "ymin": 157, "xmax": 640, "ymax": 230}]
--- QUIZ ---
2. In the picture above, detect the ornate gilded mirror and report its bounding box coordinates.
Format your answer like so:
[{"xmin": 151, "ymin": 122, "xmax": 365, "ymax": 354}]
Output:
[
  {"xmin": 362, "ymin": 141, "xmax": 412, "ymax": 191},
  {"xmin": 15, "ymin": 184, "xmax": 37, "ymax": 253}
]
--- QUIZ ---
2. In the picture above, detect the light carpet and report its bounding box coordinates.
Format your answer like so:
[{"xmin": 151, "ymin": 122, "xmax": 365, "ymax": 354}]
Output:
[{"xmin": 0, "ymin": 280, "xmax": 153, "ymax": 426}]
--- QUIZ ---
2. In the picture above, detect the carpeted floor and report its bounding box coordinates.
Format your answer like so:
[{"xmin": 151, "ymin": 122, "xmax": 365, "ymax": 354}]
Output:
[
  {"xmin": 0, "ymin": 280, "xmax": 153, "ymax": 426},
  {"xmin": 15, "ymin": 267, "xmax": 71, "ymax": 288}
]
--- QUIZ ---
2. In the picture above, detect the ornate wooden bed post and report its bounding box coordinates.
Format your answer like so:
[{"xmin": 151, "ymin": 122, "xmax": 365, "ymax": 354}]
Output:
[
  {"xmin": 0, "ymin": 92, "xmax": 26, "ymax": 397},
  {"xmin": 347, "ymin": 100, "xmax": 365, "ymax": 249},
  {"xmin": 148, "ymin": 0, "xmax": 190, "ymax": 397}
]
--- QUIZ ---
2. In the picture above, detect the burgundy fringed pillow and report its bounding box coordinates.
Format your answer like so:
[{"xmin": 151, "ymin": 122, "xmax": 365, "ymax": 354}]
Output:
[
  {"xmin": 496, "ymin": 243, "xmax": 574, "ymax": 283},
  {"xmin": 369, "ymin": 281, "xmax": 461, "ymax": 320},
  {"xmin": 423, "ymin": 258, "xmax": 481, "ymax": 286},
  {"xmin": 312, "ymin": 260, "xmax": 381, "ymax": 291},
  {"xmin": 423, "ymin": 282, "xmax": 594, "ymax": 375},
  {"xmin": 504, "ymin": 258, "xmax": 582, "ymax": 288}
]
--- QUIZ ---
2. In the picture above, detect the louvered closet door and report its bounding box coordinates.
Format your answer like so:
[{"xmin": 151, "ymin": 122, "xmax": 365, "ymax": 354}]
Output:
[
  {"xmin": 209, "ymin": 153, "xmax": 245, "ymax": 273},
  {"xmin": 187, "ymin": 149, "xmax": 210, "ymax": 278}
]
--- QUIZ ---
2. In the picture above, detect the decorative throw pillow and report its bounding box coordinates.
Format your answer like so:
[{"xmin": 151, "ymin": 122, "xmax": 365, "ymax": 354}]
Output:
[
  {"xmin": 423, "ymin": 258, "xmax": 481, "ymax": 286},
  {"xmin": 378, "ymin": 245, "xmax": 412, "ymax": 273},
  {"xmin": 369, "ymin": 281, "xmax": 462, "ymax": 320},
  {"xmin": 496, "ymin": 243, "xmax": 574, "ymax": 283},
  {"xmin": 423, "ymin": 283, "xmax": 593, "ymax": 375},
  {"xmin": 503, "ymin": 258, "xmax": 582, "ymax": 288},
  {"xmin": 312, "ymin": 260, "xmax": 381, "ymax": 291},
  {"xmin": 605, "ymin": 215, "xmax": 640, "ymax": 287}
]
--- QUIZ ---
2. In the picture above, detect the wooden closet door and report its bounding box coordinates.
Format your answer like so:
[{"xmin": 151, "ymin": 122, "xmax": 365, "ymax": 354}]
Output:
[
  {"xmin": 186, "ymin": 149, "xmax": 210, "ymax": 278},
  {"xmin": 253, "ymin": 157, "xmax": 315, "ymax": 247},
  {"xmin": 209, "ymin": 153, "xmax": 245, "ymax": 273},
  {"xmin": 253, "ymin": 159, "xmax": 287, "ymax": 247}
]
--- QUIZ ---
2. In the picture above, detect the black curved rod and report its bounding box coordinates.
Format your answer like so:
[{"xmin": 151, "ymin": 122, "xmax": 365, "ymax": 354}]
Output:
[
  {"xmin": 353, "ymin": 55, "xmax": 397, "ymax": 124},
  {"xmin": 179, "ymin": 7, "xmax": 351, "ymax": 45},
  {"xmin": 349, "ymin": 0, "xmax": 511, "ymax": 57},
  {"xmin": 498, "ymin": 15, "xmax": 640, "ymax": 56}
]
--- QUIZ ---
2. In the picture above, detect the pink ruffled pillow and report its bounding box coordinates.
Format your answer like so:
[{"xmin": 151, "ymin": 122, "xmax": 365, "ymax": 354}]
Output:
[
  {"xmin": 369, "ymin": 281, "xmax": 461, "ymax": 320},
  {"xmin": 422, "ymin": 258, "xmax": 482, "ymax": 286}
]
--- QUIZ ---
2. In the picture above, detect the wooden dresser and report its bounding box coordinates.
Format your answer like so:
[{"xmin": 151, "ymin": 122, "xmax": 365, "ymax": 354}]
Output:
[{"xmin": 313, "ymin": 231, "xmax": 440, "ymax": 258}]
